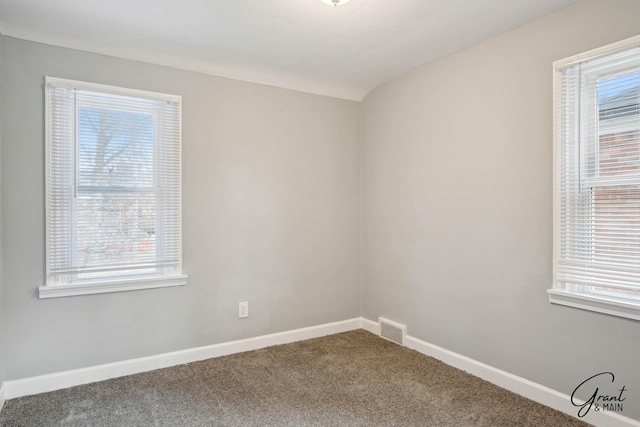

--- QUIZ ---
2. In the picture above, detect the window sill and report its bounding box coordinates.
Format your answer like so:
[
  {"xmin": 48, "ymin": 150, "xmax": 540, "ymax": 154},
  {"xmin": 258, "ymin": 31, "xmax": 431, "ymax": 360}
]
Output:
[
  {"xmin": 547, "ymin": 289, "xmax": 640, "ymax": 321},
  {"xmin": 39, "ymin": 274, "xmax": 188, "ymax": 299}
]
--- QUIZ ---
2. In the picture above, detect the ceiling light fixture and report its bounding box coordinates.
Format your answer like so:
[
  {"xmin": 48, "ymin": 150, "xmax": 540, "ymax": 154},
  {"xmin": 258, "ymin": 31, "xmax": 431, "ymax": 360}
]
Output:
[{"xmin": 320, "ymin": 0, "xmax": 351, "ymax": 6}]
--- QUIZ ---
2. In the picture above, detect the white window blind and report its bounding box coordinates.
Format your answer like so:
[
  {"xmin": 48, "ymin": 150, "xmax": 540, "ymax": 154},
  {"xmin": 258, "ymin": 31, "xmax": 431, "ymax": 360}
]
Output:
[
  {"xmin": 42, "ymin": 77, "xmax": 187, "ymax": 298},
  {"xmin": 550, "ymin": 35, "xmax": 640, "ymax": 320}
]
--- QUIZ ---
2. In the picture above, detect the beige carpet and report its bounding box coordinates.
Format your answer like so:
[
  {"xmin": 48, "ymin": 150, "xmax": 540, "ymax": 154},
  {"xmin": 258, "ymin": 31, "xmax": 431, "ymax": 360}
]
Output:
[{"xmin": 0, "ymin": 330, "xmax": 592, "ymax": 426}]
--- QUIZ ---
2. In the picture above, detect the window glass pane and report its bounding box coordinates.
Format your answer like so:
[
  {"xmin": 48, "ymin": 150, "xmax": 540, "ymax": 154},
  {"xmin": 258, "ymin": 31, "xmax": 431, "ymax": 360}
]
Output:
[
  {"xmin": 78, "ymin": 107, "xmax": 154, "ymax": 188},
  {"xmin": 597, "ymin": 71, "xmax": 640, "ymax": 179},
  {"xmin": 593, "ymin": 184, "xmax": 640, "ymax": 268},
  {"xmin": 598, "ymin": 131, "xmax": 640, "ymax": 177},
  {"xmin": 598, "ymin": 70, "xmax": 640, "ymax": 121},
  {"xmin": 76, "ymin": 192, "xmax": 156, "ymax": 277}
]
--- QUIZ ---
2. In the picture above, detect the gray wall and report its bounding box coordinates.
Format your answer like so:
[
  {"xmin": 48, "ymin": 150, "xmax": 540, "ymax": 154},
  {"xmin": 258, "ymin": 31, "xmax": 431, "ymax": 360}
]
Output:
[
  {"xmin": 0, "ymin": 37, "xmax": 362, "ymax": 380},
  {"xmin": 362, "ymin": 0, "xmax": 640, "ymax": 421}
]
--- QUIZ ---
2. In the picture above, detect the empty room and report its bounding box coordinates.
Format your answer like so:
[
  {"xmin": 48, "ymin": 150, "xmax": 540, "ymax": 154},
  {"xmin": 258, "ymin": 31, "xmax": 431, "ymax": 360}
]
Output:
[{"xmin": 0, "ymin": 0, "xmax": 639, "ymax": 425}]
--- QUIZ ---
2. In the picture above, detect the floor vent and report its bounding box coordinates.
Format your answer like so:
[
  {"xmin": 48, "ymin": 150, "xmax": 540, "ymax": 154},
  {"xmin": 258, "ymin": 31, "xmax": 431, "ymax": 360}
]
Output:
[{"xmin": 378, "ymin": 317, "xmax": 406, "ymax": 346}]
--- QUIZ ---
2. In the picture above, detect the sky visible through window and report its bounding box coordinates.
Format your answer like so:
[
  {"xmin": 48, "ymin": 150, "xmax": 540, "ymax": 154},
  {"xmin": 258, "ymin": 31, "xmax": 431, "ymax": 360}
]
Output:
[{"xmin": 598, "ymin": 70, "xmax": 640, "ymax": 100}]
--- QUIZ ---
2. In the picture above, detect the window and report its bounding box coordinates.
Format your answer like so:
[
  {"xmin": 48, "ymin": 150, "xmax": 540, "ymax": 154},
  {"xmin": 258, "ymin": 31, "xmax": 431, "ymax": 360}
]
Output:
[
  {"xmin": 40, "ymin": 77, "xmax": 187, "ymax": 298},
  {"xmin": 549, "ymin": 35, "xmax": 640, "ymax": 320}
]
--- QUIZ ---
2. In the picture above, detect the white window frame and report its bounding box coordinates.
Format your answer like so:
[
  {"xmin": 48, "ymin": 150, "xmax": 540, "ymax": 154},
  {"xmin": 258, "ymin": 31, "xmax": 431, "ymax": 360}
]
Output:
[
  {"xmin": 40, "ymin": 77, "xmax": 187, "ymax": 298},
  {"xmin": 548, "ymin": 35, "xmax": 640, "ymax": 321}
]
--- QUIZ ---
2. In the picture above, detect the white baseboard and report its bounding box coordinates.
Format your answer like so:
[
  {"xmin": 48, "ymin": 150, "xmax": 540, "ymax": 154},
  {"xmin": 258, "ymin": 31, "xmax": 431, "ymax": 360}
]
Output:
[
  {"xmin": 0, "ymin": 382, "xmax": 5, "ymax": 412},
  {"xmin": 360, "ymin": 317, "xmax": 639, "ymax": 427},
  {"xmin": 4, "ymin": 317, "xmax": 363, "ymax": 400},
  {"xmin": 361, "ymin": 316, "xmax": 378, "ymax": 334}
]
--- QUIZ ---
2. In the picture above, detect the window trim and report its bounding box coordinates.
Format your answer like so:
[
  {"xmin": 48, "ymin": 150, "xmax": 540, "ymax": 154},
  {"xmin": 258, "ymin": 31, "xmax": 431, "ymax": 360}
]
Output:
[
  {"xmin": 38, "ymin": 273, "xmax": 188, "ymax": 299},
  {"xmin": 547, "ymin": 289, "xmax": 640, "ymax": 321},
  {"xmin": 40, "ymin": 77, "xmax": 187, "ymax": 298},
  {"xmin": 549, "ymin": 34, "xmax": 640, "ymax": 321}
]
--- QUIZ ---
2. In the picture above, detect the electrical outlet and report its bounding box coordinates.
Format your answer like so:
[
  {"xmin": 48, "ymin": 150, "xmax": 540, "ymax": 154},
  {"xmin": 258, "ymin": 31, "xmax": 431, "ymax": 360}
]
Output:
[{"xmin": 238, "ymin": 301, "xmax": 249, "ymax": 318}]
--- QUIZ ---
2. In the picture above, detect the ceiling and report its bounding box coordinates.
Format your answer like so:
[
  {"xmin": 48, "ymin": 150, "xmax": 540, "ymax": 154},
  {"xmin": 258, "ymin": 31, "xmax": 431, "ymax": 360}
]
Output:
[{"xmin": 0, "ymin": 0, "xmax": 578, "ymax": 101}]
